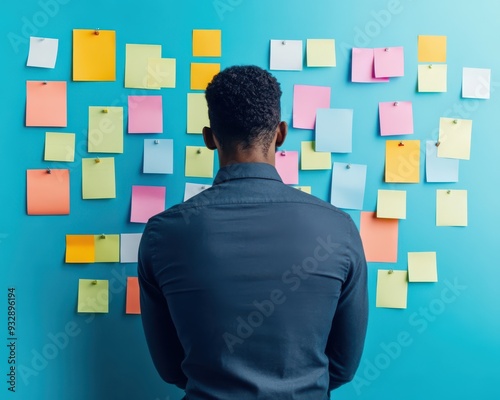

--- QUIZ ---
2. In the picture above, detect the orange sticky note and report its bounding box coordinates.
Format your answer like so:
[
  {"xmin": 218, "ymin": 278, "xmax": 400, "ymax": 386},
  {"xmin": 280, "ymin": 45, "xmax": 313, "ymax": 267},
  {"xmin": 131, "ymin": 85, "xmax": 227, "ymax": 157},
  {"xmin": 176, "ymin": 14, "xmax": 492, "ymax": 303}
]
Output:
[
  {"xmin": 66, "ymin": 235, "xmax": 95, "ymax": 263},
  {"xmin": 190, "ymin": 63, "xmax": 220, "ymax": 90},
  {"xmin": 126, "ymin": 277, "xmax": 141, "ymax": 315},
  {"xmin": 360, "ymin": 211, "xmax": 398, "ymax": 263},
  {"xmin": 385, "ymin": 140, "xmax": 420, "ymax": 183},
  {"xmin": 26, "ymin": 169, "xmax": 70, "ymax": 215},
  {"xmin": 418, "ymin": 35, "xmax": 446, "ymax": 62},
  {"xmin": 193, "ymin": 29, "xmax": 221, "ymax": 57},
  {"xmin": 73, "ymin": 29, "xmax": 116, "ymax": 81},
  {"xmin": 26, "ymin": 81, "xmax": 67, "ymax": 127}
]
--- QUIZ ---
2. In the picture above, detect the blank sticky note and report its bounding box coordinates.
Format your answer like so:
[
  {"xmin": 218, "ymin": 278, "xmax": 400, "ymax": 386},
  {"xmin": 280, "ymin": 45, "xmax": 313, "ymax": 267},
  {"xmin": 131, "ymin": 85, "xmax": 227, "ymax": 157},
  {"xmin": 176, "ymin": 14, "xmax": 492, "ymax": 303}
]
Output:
[
  {"xmin": 377, "ymin": 190, "xmax": 407, "ymax": 219},
  {"xmin": 331, "ymin": 163, "xmax": 367, "ymax": 210},
  {"xmin": 78, "ymin": 279, "xmax": 109, "ymax": 313},
  {"xmin": 88, "ymin": 106, "xmax": 123, "ymax": 153},
  {"xmin": 293, "ymin": 85, "xmax": 331, "ymax": 129},
  {"xmin": 360, "ymin": 211, "xmax": 398, "ymax": 263},
  {"xmin": 193, "ymin": 29, "xmax": 221, "ymax": 57},
  {"xmin": 26, "ymin": 81, "xmax": 67, "ymax": 127},
  {"xmin": 82, "ymin": 157, "xmax": 116, "ymax": 199},
  {"xmin": 44, "ymin": 132, "xmax": 75, "ymax": 162},
  {"xmin": 275, "ymin": 151, "xmax": 299, "ymax": 184},
  {"xmin": 462, "ymin": 68, "xmax": 491, "ymax": 99},
  {"xmin": 94, "ymin": 235, "xmax": 120, "ymax": 263},
  {"xmin": 190, "ymin": 63, "xmax": 220, "ymax": 90},
  {"xmin": 187, "ymin": 93, "xmax": 209, "ymax": 134},
  {"xmin": 425, "ymin": 140, "xmax": 459, "ymax": 183},
  {"xmin": 148, "ymin": 58, "xmax": 176, "ymax": 89},
  {"xmin": 66, "ymin": 235, "xmax": 95, "ymax": 263},
  {"xmin": 418, "ymin": 64, "xmax": 447, "ymax": 92},
  {"xmin": 185, "ymin": 147, "xmax": 214, "ymax": 178},
  {"xmin": 73, "ymin": 29, "xmax": 116, "ymax": 81},
  {"xmin": 126, "ymin": 277, "xmax": 141, "ymax": 315},
  {"xmin": 27, "ymin": 37, "xmax": 58, "ymax": 68},
  {"xmin": 143, "ymin": 139, "xmax": 174, "ymax": 174},
  {"xmin": 437, "ymin": 118, "xmax": 472, "ymax": 160},
  {"xmin": 351, "ymin": 48, "xmax": 389, "ymax": 83},
  {"xmin": 418, "ymin": 35, "xmax": 446, "ymax": 62},
  {"xmin": 128, "ymin": 96, "xmax": 163, "ymax": 134},
  {"xmin": 379, "ymin": 101, "xmax": 413, "ymax": 136},
  {"xmin": 408, "ymin": 252, "xmax": 438, "ymax": 282},
  {"xmin": 376, "ymin": 270, "xmax": 408, "ymax": 309},
  {"xmin": 436, "ymin": 190, "xmax": 468, "ymax": 226},
  {"xmin": 270, "ymin": 39, "xmax": 303, "ymax": 71},
  {"xmin": 120, "ymin": 233, "xmax": 142, "ymax": 263},
  {"xmin": 385, "ymin": 140, "xmax": 420, "ymax": 183},
  {"xmin": 307, "ymin": 39, "xmax": 336, "ymax": 67},
  {"xmin": 27, "ymin": 169, "xmax": 70, "ymax": 215},
  {"xmin": 374, "ymin": 46, "xmax": 404, "ymax": 78},
  {"xmin": 131, "ymin": 185, "xmax": 166, "ymax": 223},
  {"xmin": 294, "ymin": 186, "xmax": 312, "ymax": 194},
  {"xmin": 125, "ymin": 44, "xmax": 162, "ymax": 89},
  {"xmin": 184, "ymin": 183, "xmax": 211, "ymax": 201},
  {"xmin": 315, "ymin": 108, "xmax": 353, "ymax": 153},
  {"xmin": 301, "ymin": 141, "xmax": 331, "ymax": 170}
]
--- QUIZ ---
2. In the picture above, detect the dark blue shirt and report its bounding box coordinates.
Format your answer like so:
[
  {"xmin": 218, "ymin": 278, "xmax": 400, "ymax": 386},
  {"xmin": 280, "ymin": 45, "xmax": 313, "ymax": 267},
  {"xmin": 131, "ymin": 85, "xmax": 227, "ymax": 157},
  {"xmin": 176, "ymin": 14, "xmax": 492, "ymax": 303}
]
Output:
[{"xmin": 138, "ymin": 162, "xmax": 368, "ymax": 400}]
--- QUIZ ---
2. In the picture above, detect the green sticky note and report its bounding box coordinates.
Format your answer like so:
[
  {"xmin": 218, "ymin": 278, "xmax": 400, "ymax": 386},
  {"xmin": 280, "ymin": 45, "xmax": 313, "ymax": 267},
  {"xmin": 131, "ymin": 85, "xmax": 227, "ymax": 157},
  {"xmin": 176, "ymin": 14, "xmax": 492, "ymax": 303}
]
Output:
[
  {"xmin": 125, "ymin": 44, "xmax": 162, "ymax": 89},
  {"xmin": 185, "ymin": 146, "xmax": 214, "ymax": 178},
  {"xmin": 301, "ymin": 141, "xmax": 332, "ymax": 170},
  {"xmin": 148, "ymin": 58, "xmax": 176, "ymax": 89},
  {"xmin": 94, "ymin": 234, "xmax": 120, "ymax": 263},
  {"xmin": 44, "ymin": 132, "xmax": 75, "ymax": 162},
  {"xmin": 78, "ymin": 279, "xmax": 109, "ymax": 313},
  {"xmin": 82, "ymin": 157, "xmax": 116, "ymax": 199},
  {"xmin": 88, "ymin": 107, "xmax": 123, "ymax": 153},
  {"xmin": 187, "ymin": 93, "xmax": 209, "ymax": 134}
]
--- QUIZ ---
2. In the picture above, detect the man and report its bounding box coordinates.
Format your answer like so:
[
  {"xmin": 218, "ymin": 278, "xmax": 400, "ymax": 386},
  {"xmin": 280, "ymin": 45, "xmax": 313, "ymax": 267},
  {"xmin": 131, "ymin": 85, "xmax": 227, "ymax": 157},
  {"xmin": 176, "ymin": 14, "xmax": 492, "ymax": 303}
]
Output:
[{"xmin": 138, "ymin": 65, "xmax": 368, "ymax": 399}]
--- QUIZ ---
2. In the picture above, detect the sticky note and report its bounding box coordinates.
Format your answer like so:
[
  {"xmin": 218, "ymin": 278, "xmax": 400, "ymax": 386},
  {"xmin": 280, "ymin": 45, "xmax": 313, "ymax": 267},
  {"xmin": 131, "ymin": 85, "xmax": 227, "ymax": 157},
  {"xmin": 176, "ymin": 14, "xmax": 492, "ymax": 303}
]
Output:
[
  {"xmin": 131, "ymin": 185, "xmax": 166, "ymax": 223},
  {"xmin": 294, "ymin": 186, "xmax": 312, "ymax": 194},
  {"xmin": 128, "ymin": 96, "xmax": 163, "ymax": 134},
  {"xmin": 385, "ymin": 140, "xmax": 420, "ymax": 183},
  {"xmin": 66, "ymin": 235, "xmax": 95, "ymax": 263},
  {"xmin": 82, "ymin": 157, "xmax": 116, "ymax": 199},
  {"xmin": 193, "ymin": 29, "xmax": 222, "ymax": 57},
  {"xmin": 408, "ymin": 252, "xmax": 438, "ymax": 282},
  {"xmin": 462, "ymin": 68, "xmax": 491, "ymax": 99},
  {"xmin": 418, "ymin": 35, "xmax": 446, "ymax": 62},
  {"xmin": 94, "ymin": 234, "xmax": 120, "ymax": 263},
  {"xmin": 436, "ymin": 190, "xmax": 467, "ymax": 227},
  {"xmin": 120, "ymin": 233, "xmax": 142, "ymax": 263},
  {"xmin": 73, "ymin": 29, "xmax": 116, "ymax": 81},
  {"xmin": 187, "ymin": 93, "xmax": 209, "ymax": 134},
  {"xmin": 418, "ymin": 64, "xmax": 447, "ymax": 92},
  {"xmin": 184, "ymin": 183, "xmax": 211, "ymax": 201},
  {"xmin": 190, "ymin": 63, "xmax": 220, "ymax": 90},
  {"xmin": 88, "ymin": 106, "xmax": 123, "ymax": 153},
  {"xmin": 147, "ymin": 58, "xmax": 176, "ymax": 89},
  {"xmin": 437, "ymin": 118, "xmax": 472, "ymax": 160},
  {"xmin": 125, "ymin": 44, "xmax": 162, "ymax": 89},
  {"xmin": 78, "ymin": 279, "xmax": 109, "ymax": 313},
  {"xmin": 315, "ymin": 108, "xmax": 353, "ymax": 153},
  {"xmin": 379, "ymin": 101, "xmax": 413, "ymax": 136},
  {"xmin": 425, "ymin": 140, "xmax": 459, "ymax": 182},
  {"xmin": 307, "ymin": 39, "xmax": 336, "ymax": 67},
  {"xmin": 376, "ymin": 270, "xmax": 408, "ymax": 309},
  {"xmin": 44, "ymin": 132, "xmax": 75, "ymax": 162},
  {"xmin": 26, "ymin": 81, "xmax": 67, "ymax": 127},
  {"xmin": 293, "ymin": 85, "xmax": 331, "ymax": 129},
  {"xmin": 143, "ymin": 139, "xmax": 174, "ymax": 174},
  {"xmin": 26, "ymin": 169, "xmax": 70, "ymax": 215},
  {"xmin": 275, "ymin": 151, "xmax": 299, "ymax": 184},
  {"xmin": 185, "ymin": 147, "xmax": 214, "ymax": 178},
  {"xmin": 126, "ymin": 277, "xmax": 141, "ymax": 315},
  {"xmin": 360, "ymin": 211, "xmax": 398, "ymax": 263},
  {"xmin": 374, "ymin": 46, "xmax": 404, "ymax": 77},
  {"xmin": 270, "ymin": 39, "xmax": 303, "ymax": 71},
  {"xmin": 377, "ymin": 190, "xmax": 407, "ymax": 219},
  {"xmin": 351, "ymin": 48, "xmax": 389, "ymax": 83},
  {"xmin": 300, "ymin": 141, "xmax": 331, "ymax": 170},
  {"xmin": 27, "ymin": 37, "xmax": 58, "ymax": 68},
  {"xmin": 331, "ymin": 163, "xmax": 367, "ymax": 210}
]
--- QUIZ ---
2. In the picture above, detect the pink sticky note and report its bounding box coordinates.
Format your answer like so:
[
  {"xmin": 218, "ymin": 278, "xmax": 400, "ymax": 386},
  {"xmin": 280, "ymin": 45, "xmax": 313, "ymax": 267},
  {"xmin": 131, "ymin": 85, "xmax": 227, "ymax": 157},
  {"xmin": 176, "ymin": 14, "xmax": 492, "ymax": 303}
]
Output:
[
  {"xmin": 128, "ymin": 96, "xmax": 163, "ymax": 134},
  {"xmin": 130, "ymin": 185, "xmax": 166, "ymax": 223},
  {"xmin": 360, "ymin": 211, "xmax": 398, "ymax": 262},
  {"xmin": 351, "ymin": 48, "xmax": 389, "ymax": 83},
  {"xmin": 26, "ymin": 81, "xmax": 67, "ymax": 127},
  {"xmin": 374, "ymin": 47, "xmax": 404, "ymax": 78},
  {"xmin": 379, "ymin": 101, "xmax": 414, "ymax": 136},
  {"xmin": 293, "ymin": 85, "xmax": 331, "ymax": 129},
  {"xmin": 275, "ymin": 151, "xmax": 299, "ymax": 184}
]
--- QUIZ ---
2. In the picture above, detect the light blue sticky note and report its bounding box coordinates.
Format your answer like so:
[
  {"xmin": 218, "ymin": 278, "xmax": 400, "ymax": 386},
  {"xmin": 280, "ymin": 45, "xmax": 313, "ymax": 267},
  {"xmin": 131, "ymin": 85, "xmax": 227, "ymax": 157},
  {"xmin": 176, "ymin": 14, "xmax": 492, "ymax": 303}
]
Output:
[
  {"xmin": 315, "ymin": 108, "xmax": 353, "ymax": 153},
  {"xmin": 426, "ymin": 140, "xmax": 459, "ymax": 182},
  {"xmin": 331, "ymin": 162, "xmax": 367, "ymax": 210},
  {"xmin": 143, "ymin": 139, "xmax": 173, "ymax": 174}
]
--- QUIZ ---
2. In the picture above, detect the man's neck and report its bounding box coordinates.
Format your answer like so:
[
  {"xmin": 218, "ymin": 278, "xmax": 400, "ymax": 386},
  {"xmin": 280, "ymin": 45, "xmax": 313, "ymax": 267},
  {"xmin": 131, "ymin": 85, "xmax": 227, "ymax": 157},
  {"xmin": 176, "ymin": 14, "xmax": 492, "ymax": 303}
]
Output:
[{"xmin": 218, "ymin": 148, "xmax": 275, "ymax": 168}]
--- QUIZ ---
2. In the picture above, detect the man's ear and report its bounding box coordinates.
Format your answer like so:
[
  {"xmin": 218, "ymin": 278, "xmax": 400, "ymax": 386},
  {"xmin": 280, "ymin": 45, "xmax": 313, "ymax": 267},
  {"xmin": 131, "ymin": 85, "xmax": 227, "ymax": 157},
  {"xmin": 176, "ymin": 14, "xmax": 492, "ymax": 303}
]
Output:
[
  {"xmin": 275, "ymin": 121, "xmax": 288, "ymax": 148},
  {"xmin": 202, "ymin": 127, "xmax": 218, "ymax": 150}
]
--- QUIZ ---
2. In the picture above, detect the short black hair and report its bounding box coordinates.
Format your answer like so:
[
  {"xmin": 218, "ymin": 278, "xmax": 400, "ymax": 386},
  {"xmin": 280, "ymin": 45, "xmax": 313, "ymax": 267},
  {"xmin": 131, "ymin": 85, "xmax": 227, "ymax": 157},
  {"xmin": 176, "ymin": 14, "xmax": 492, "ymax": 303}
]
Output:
[{"xmin": 205, "ymin": 65, "xmax": 282, "ymax": 154}]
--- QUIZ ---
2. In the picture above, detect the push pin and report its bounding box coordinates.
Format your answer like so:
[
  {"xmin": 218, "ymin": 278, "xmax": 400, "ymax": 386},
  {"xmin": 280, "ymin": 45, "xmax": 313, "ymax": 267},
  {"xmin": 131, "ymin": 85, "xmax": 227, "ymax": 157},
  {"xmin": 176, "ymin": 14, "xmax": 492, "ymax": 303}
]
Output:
[
  {"xmin": 95, "ymin": 157, "xmax": 100, "ymax": 163},
  {"xmin": 42, "ymin": 81, "xmax": 48, "ymax": 85},
  {"xmin": 102, "ymin": 109, "xmax": 108, "ymax": 114},
  {"xmin": 388, "ymin": 269, "xmax": 394, "ymax": 275},
  {"xmin": 394, "ymin": 101, "xmax": 399, "ymax": 106},
  {"xmin": 447, "ymin": 190, "xmax": 451, "ymax": 194},
  {"xmin": 200, "ymin": 186, "xmax": 206, "ymax": 190},
  {"xmin": 453, "ymin": 119, "xmax": 458, "ymax": 124},
  {"xmin": 435, "ymin": 141, "xmax": 441, "ymax": 147},
  {"xmin": 94, "ymin": 29, "xmax": 100, "ymax": 36},
  {"xmin": 197, "ymin": 149, "xmax": 202, "ymax": 154},
  {"xmin": 100, "ymin": 234, "xmax": 106, "ymax": 239},
  {"xmin": 384, "ymin": 47, "xmax": 389, "ymax": 52},
  {"xmin": 46, "ymin": 168, "xmax": 51, "ymax": 174},
  {"xmin": 398, "ymin": 141, "xmax": 404, "ymax": 147},
  {"xmin": 281, "ymin": 40, "xmax": 286, "ymax": 45},
  {"xmin": 428, "ymin": 65, "xmax": 433, "ymax": 69},
  {"xmin": 280, "ymin": 150, "xmax": 286, "ymax": 156},
  {"xmin": 346, "ymin": 164, "xmax": 351, "ymax": 169},
  {"xmin": 154, "ymin": 139, "xmax": 159, "ymax": 144},
  {"xmin": 91, "ymin": 280, "xmax": 98, "ymax": 285}
]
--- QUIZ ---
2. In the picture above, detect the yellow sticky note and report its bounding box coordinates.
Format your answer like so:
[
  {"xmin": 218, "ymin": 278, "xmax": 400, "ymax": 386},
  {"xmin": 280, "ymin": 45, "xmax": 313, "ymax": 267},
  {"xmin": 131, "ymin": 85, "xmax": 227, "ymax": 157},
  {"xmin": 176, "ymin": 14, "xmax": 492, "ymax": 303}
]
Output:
[
  {"xmin": 418, "ymin": 64, "xmax": 447, "ymax": 92},
  {"xmin": 191, "ymin": 63, "xmax": 220, "ymax": 90},
  {"xmin": 88, "ymin": 107, "xmax": 123, "ymax": 153},
  {"xmin": 66, "ymin": 235, "xmax": 95, "ymax": 263},
  {"xmin": 44, "ymin": 132, "xmax": 75, "ymax": 162},
  {"xmin": 408, "ymin": 252, "xmax": 438, "ymax": 282},
  {"xmin": 185, "ymin": 146, "xmax": 214, "ymax": 178},
  {"xmin": 377, "ymin": 190, "xmax": 406, "ymax": 219},
  {"xmin": 73, "ymin": 29, "xmax": 116, "ymax": 81},
  {"xmin": 82, "ymin": 157, "xmax": 116, "ymax": 199},
  {"xmin": 418, "ymin": 35, "xmax": 446, "ymax": 62},
  {"xmin": 385, "ymin": 140, "xmax": 420, "ymax": 183},
  {"xmin": 436, "ymin": 189, "xmax": 467, "ymax": 226},
  {"xmin": 193, "ymin": 29, "xmax": 222, "ymax": 57},
  {"xmin": 307, "ymin": 39, "xmax": 336, "ymax": 67},
  {"xmin": 437, "ymin": 118, "xmax": 472, "ymax": 160},
  {"xmin": 376, "ymin": 270, "xmax": 408, "ymax": 309},
  {"xmin": 294, "ymin": 186, "xmax": 312, "ymax": 194},
  {"xmin": 78, "ymin": 279, "xmax": 109, "ymax": 313},
  {"xmin": 125, "ymin": 44, "xmax": 162, "ymax": 89},
  {"xmin": 147, "ymin": 58, "xmax": 176, "ymax": 89},
  {"xmin": 301, "ymin": 141, "xmax": 332, "ymax": 170},
  {"xmin": 187, "ymin": 93, "xmax": 209, "ymax": 134},
  {"xmin": 94, "ymin": 234, "xmax": 120, "ymax": 263}
]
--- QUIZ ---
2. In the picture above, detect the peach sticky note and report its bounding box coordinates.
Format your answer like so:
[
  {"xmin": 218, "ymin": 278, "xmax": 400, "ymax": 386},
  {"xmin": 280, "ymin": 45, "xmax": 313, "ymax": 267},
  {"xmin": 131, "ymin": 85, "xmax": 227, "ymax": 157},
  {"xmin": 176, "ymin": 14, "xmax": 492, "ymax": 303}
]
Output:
[
  {"xmin": 300, "ymin": 141, "xmax": 331, "ymax": 170},
  {"xmin": 437, "ymin": 118, "xmax": 472, "ymax": 160},
  {"xmin": 418, "ymin": 64, "xmax": 447, "ymax": 92},
  {"xmin": 131, "ymin": 185, "xmax": 166, "ymax": 223},
  {"xmin": 307, "ymin": 39, "xmax": 336, "ymax": 67},
  {"xmin": 125, "ymin": 44, "xmax": 162, "ymax": 89},
  {"xmin": 385, "ymin": 140, "xmax": 420, "ymax": 183},
  {"xmin": 128, "ymin": 96, "xmax": 163, "ymax": 134},
  {"xmin": 187, "ymin": 93, "xmax": 209, "ymax": 134},
  {"xmin": 418, "ymin": 35, "xmax": 446, "ymax": 62},
  {"xmin": 94, "ymin": 234, "xmax": 120, "ymax": 263},
  {"xmin": 360, "ymin": 211, "xmax": 398, "ymax": 263},
  {"xmin": 436, "ymin": 189, "xmax": 468, "ymax": 227},
  {"xmin": 44, "ymin": 132, "xmax": 75, "ymax": 162},
  {"xmin": 374, "ymin": 46, "xmax": 404, "ymax": 78},
  {"xmin": 88, "ymin": 106, "xmax": 123, "ymax": 153},
  {"xmin": 26, "ymin": 169, "xmax": 70, "ymax": 215},
  {"xmin": 408, "ymin": 252, "xmax": 438, "ymax": 282},
  {"xmin": 293, "ymin": 85, "xmax": 331, "ymax": 129},
  {"xmin": 275, "ymin": 150, "xmax": 299, "ymax": 184},
  {"xmin": 147, "ymin": 58, "xmax": 176, "ymax": 89},
  {"xmin": 126, "ymin": 277, "xmax": 141, "ymax": 315},
  {"xmin": 190, "ymin": 63, "xmax": 220, "ymax": 90},
  {"xmin": 77, "ymin": 279, "xmax": 109, "ymax": 313},
  {"xmin": 82, "ymin": 157, "xmax": 116, "ymax": 199},
  {"xmin": 73, "ymin": 29, "xmax": 116, "ymax": 81},
  {"xmin": 376, "ymin": 270, "xmax": 408, "ymax": 309},
  {"xmin": 377, "ymin": 190, "xmax": 407, "ymax": 219},
  {"xmin": 26, "ymin": 81, "xmax": 67, "ymax": 127},
  {"xmin": 193, "ymin": 29, "xmax": 221, "ymax": 57},
  {"xmin": 66, "ymin": 235, "xmax": 95, "ymax": 263},
  {"xmin": 185, "ymin": 146, "xmax": 214, "ymax": 178},
  {"xmin": 379, "ymin": 101, "xmax": 413, "ymax": 136},
  {"xmin": 352, "ymin": 48, "xmax": 389, "ymax": 83}
]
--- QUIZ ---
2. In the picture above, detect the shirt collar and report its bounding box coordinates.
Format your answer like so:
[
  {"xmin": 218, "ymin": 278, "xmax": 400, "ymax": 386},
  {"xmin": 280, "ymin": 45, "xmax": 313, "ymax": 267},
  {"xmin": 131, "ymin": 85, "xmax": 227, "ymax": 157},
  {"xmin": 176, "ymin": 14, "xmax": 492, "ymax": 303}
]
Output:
[{"xmin": 213, "ymin": 162, "xmax": 283, "ymax": 185}]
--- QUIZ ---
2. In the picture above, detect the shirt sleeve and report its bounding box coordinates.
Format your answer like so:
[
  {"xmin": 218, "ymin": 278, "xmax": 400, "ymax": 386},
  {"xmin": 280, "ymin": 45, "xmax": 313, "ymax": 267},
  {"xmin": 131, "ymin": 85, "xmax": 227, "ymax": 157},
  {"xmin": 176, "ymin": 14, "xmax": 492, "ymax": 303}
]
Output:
[{"xmin": 138, "ymin": 221, "xmax": 188, "ymax": 389}]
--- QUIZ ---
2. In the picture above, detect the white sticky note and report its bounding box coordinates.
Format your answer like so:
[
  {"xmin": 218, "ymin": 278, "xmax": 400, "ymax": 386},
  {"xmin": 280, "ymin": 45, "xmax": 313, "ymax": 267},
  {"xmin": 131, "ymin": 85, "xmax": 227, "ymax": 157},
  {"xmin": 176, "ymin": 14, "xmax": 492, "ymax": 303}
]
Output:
[
  {"xmin": 270, "ymin": 40, "xmax": 303, "ymax": 71},
  {"xmin": 27, "ymin": 37, "xmax": 59, "ymax": 68},
  {"xmin": 120, "ymin": 233, "xmax": 142, "ymax": 263},
  {"xmin": 184, "ymin": 183, "xmax": 211, "ymax": 201},
  {"xmin": 462, "ymin": 67, "xmax": 491, "ymax": 99}
]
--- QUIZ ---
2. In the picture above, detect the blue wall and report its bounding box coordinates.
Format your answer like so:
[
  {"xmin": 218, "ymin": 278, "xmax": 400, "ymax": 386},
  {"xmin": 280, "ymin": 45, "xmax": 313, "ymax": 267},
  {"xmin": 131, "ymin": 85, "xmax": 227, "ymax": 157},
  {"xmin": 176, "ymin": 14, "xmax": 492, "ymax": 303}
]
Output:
[{"xmin": 1, "ymin": 0, "xmax": 499, "ymax": 399}]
